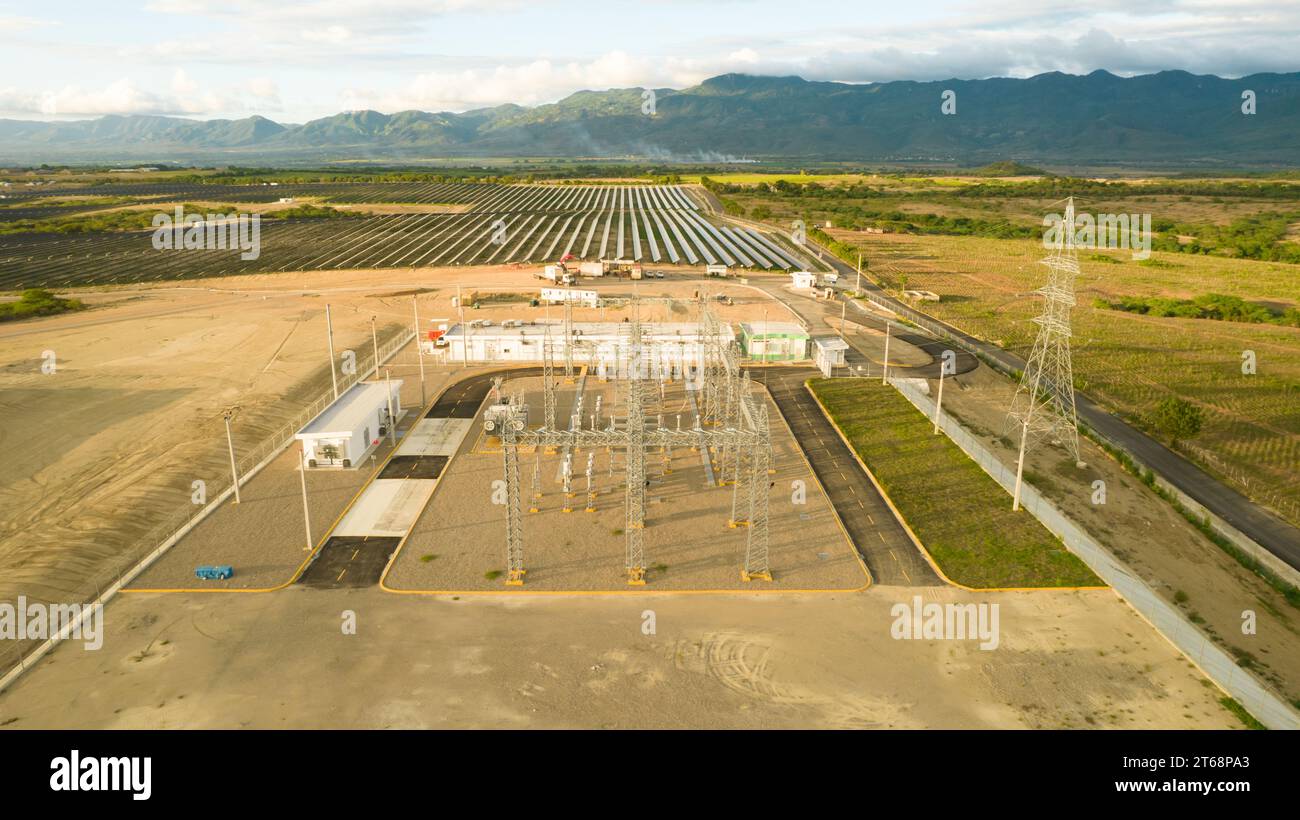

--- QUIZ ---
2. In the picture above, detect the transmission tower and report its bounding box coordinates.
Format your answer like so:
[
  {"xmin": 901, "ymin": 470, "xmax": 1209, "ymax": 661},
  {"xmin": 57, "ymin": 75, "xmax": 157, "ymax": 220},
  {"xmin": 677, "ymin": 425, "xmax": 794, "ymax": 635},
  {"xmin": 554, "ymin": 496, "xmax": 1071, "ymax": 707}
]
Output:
[{"xmin": 1007, "ymin": 196, "xmax": 1084, "ymax": 510}]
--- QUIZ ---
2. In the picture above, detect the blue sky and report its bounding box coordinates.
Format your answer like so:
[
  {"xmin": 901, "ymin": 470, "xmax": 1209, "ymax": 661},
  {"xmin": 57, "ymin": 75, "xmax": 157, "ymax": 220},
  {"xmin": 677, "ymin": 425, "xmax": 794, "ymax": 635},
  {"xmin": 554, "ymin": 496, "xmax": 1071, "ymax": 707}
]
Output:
[{"xmin": 1, "ymin": 0, "xmax": 1298, "ymax": 122}]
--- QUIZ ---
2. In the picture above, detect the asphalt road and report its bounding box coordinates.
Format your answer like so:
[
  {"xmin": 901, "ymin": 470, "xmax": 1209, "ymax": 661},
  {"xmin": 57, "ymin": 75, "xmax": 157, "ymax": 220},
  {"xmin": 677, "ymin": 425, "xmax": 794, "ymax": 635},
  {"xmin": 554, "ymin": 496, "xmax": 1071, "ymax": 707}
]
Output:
[
  {"xmin": 809, "ymin": 240, "xmax": 1300, "ymax": 571},
  {"xmin": 754, "ymin": 366, "xmax": 941, "ymax": 586}
]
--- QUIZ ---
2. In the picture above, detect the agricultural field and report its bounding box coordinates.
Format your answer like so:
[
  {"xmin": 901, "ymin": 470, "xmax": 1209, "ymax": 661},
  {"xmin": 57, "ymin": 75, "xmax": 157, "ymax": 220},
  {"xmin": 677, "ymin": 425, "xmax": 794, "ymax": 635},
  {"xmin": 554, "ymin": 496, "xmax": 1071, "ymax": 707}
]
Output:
[{"xmin": 839, "ymin": 231, "xmax": 1300, "ymax": 528}]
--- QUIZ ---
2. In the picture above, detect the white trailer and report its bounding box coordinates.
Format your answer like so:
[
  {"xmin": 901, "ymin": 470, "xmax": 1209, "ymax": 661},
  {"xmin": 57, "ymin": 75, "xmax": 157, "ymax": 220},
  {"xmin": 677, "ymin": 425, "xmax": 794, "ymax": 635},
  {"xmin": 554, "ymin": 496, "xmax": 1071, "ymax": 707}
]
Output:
[{"xmin": 296, "ymin": 380, "xmax": 404, "ymax": 469}]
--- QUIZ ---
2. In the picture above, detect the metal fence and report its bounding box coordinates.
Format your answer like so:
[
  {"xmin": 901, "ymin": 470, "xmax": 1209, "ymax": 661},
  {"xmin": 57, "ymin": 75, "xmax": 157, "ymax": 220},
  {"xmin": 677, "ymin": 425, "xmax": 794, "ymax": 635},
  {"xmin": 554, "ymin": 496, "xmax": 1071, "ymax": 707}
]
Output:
[
  {"xmin": 889, "ymin": 377, "xmax": 1300, "ymax": 730},
  {"xmin": 0, "ymin": 327, "xmax": 416, "ymax": 693}
]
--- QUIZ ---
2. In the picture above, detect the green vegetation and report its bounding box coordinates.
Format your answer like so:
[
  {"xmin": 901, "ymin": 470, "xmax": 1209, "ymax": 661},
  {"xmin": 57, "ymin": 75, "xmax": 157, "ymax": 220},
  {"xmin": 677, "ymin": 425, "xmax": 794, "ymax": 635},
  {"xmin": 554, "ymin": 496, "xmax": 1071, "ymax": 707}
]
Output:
[
  {"xmin": 817, "ymin": 230, "xmax": 1300, "ymax": 530},
  {"xmin": 1150, "ymin": 397, "xmax": 1205, "ymax": 447},
  {"xmin": 0, "ymin": 289, "xmax": 85, "ymax": 323},
  {"xmin": 970, "ymin": 161, "xmax": 1047, "ymax": 177},
  {"xmin": 1218, "ymin": 697, "xmax": 1266, "ymax": 730},
  {"xmin": 264, "ymin": 204, "xmax": 353, "ymax": 220},
  {"xmin": 810, "ymin": 377, "xmax": 1101, "ymax": 588},
  {"xmin": 0, "ymin": 203, "xmax": 239, "ymax": 236},
  {"xmin": 419, "ymin": 554, "xmax": 439, "ymax": 563},
  {"xmin": 484, "ymin": 570, "xmax": 503, "ymax": 581},
  {"xmin": 1095, "ymin": 293, "xmax": 1300, "ymax": 327},
  {"xmin": 711, "ymin": 173, "xmax": 1300, "ymax": 263}
]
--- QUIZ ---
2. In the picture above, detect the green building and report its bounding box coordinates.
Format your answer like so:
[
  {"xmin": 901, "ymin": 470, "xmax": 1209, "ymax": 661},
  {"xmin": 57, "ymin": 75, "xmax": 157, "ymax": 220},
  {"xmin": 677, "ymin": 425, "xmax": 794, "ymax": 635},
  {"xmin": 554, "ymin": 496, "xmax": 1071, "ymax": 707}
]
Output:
[{"xmin": 738, "ymin": 321, "xmax": 809, "ymax": 361}]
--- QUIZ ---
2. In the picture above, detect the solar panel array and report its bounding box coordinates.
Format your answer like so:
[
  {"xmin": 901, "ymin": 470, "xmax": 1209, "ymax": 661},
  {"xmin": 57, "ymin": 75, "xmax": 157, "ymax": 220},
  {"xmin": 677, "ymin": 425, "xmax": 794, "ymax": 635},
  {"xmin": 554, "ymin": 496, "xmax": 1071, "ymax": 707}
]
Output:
[{"xmin": 0, "ymin": 183, "xmax": 811, "ymax": 289}]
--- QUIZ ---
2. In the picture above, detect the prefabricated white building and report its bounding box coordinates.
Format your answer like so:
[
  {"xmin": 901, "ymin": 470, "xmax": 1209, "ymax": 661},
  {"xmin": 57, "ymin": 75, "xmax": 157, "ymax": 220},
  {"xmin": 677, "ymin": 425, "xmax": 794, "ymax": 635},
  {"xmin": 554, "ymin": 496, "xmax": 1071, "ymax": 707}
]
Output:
[
  {"xmin": 295, "ymin": 380, "xmax": 404, "ymax": 469},
  {"xmin": 424, "ymin": 321, "xmax": 734, "ymax": 372}
]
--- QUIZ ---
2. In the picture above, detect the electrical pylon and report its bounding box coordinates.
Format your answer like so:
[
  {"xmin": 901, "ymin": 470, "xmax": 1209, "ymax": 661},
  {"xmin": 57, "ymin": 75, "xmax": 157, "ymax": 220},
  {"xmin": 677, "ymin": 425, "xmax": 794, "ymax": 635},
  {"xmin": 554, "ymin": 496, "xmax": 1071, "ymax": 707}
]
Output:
[{"xmin": 1007, "ymin": 196, "xmax": 1085, "ymax": 510}]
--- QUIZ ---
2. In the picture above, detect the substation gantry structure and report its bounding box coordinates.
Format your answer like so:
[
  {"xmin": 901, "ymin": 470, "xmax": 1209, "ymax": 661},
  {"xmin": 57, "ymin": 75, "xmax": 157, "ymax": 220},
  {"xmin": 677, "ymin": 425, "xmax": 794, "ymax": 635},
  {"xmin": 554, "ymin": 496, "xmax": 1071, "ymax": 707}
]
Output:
[{"xmin": 497, "ymin": 295, "xmax": 774, "ymax": 586}]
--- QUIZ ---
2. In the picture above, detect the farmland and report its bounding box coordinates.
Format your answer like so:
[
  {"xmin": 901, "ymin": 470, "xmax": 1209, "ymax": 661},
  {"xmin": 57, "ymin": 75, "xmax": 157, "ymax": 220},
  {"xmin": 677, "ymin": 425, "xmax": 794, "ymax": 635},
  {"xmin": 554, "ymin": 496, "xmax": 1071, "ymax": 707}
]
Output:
[{"xmin": 844, "ymin": 231, "xmax": 1300, "ymax": 527}]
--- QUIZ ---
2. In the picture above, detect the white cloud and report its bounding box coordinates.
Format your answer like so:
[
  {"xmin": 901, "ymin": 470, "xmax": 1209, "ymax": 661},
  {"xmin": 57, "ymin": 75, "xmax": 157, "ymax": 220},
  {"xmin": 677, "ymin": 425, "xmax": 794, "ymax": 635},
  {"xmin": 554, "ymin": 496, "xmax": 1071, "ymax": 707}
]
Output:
[
  {"xmin": 0, "ymin": 74, "xmax": 281, "ymax": 118},
  {"xmin": 301, "ymin": 25, "xmax": 351, "ymax": 44}
]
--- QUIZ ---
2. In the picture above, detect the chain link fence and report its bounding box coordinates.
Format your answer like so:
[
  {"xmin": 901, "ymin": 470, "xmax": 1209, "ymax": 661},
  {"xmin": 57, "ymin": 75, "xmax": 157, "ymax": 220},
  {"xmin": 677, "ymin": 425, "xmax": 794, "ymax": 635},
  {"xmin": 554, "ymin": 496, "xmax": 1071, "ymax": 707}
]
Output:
[
  {"xmin": 1, "ymin": 327, "xmax": 416, "ymax": 693},
  {"xmin": 889, "ymin": 376, "xmax": 1300, "ymax": 730}
]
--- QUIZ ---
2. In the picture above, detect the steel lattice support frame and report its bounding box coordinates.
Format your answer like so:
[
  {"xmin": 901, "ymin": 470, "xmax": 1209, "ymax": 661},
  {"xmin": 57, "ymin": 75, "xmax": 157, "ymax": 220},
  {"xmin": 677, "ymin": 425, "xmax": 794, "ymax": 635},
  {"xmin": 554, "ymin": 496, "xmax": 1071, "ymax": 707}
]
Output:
[
  {"xmin": 623, "ymin": 307, "xmax": 648, "ymax": 584},
  {"xmin": 496, "ymin": 296, "xmax": 771, "ymax": 586},
  {"xmin": 742, "ymin": 401, "xmax": 772, "ymax": 581},
  {"xmin": 501, "ymin": 420, "xmax": 526, "ymax": 585},
  {"xmin": 1008, "ymin": 196, "xmax": 1083, "ymax": 465},
  {"xmin": 542, "ymin": 328, "xmax": 557, "ymax": 432}
]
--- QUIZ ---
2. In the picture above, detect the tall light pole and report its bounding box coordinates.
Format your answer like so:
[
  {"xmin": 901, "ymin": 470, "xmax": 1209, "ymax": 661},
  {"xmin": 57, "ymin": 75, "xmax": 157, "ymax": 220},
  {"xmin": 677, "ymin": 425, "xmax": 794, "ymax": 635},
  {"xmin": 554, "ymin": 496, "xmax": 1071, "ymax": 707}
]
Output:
[
  {"xmin": 1013, "ymin": 419, "xmax": 1030, "ymax": 512},
  {"xmin": 223, "ymin": 408, "xmax": 241, "ymax": 505},
  {"xmin": 412, "ymin": 295, "xmax": 426, "ymax": 406},
  {"xmin": 855, "ymin": 252, "xmax": 862, "ymax": 295},
  {"xmin": 325, "ymin": 304, "xmax": 338, "ymax": 400},
  {"xmin": 881, "ymin": 322, "xmax": 891, "ymax": 386},
  {"xmin": 457, "ymin": 284, "xmax": 468, "ymax": 368},
  {"xmin": 370, "ymin": 315, "xmax": 380, "ymax": 380},
  {"xmin": 385, "ymin": 368, "xmax": 397, "ymax": 444},
  {"xmin": 933, "ymin": 356, "xmax": 947, "ymax": 435},
  {"xmin": 298, "ymin": 442, "xmax": 312, "ymax": 550}
]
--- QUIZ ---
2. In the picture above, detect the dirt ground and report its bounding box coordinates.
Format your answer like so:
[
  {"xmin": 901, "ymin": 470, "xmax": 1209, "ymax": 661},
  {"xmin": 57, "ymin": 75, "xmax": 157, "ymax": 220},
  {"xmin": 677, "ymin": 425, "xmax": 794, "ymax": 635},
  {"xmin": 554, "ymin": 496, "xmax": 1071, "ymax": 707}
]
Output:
[
  {"xmin": 0, "ymin": 584, "xmax": 1240, "ymax": 729},
  {"xmin": 0, "ymin": 263, "xmax": 799, "ymax": 609},
  {"xmin": 916, "ymin": 361, "xmax": 1300, "ymax": 706},
  {"xmin": 0, "ymin": 283, "xmax": 430, "ymax": 613},
  {"xmin": 386, "ymin": 376, "xmax": 864, "ymax": 592},
  {"xmin": 0, "ymin": 261, "xmax": 1264, "ymax": 729}
]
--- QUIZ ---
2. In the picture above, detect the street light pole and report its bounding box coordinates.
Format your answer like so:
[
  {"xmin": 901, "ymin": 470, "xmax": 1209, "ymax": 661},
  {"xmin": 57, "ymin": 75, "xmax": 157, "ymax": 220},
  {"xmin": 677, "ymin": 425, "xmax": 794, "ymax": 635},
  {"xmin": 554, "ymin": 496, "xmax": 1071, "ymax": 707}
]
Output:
[
  {"xmin": 298, "ymin": 442, "xmax": 312, "ymax": 550},
  {"xmin": 856, "ymin": 252, "xmax": 861, "ymax": 295},
  {"xmin": 385, "ymin": 368, "xmax": 397, "ymax": 445},
  {"xmin": 370, "ymin": 315, "xmax": 380, "ymax": 380},
  {"xmin": 223, "ymin": 409, "xmax": 241, "ymax": 505},
  {"xmin": 457, "ymin": 284, "xmax": 467, "ymax": 368},
  {"xmin": 412, "ymin": 295, "xmax": 426, "ymax": 406},
  {"xmin": 325, "ymin": 304, "xmax": 338, "ymax": 400},
  {"xmin": 934, "ymin": 365, "xmax": 946, "ymax": 435},
  {"xmin": 881, "ymin": 322, "xmax": 891, "ymax": 386},
  {"xmin": 1013, "ymin": 419, "xmax": 1030, "ymax": 512}
]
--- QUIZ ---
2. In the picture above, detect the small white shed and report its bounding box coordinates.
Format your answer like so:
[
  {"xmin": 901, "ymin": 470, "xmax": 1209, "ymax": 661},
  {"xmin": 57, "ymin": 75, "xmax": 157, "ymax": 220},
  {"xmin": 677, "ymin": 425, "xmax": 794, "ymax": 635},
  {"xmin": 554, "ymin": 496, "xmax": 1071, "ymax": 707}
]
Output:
[
  {"xmin": 791, "ymin": 271, "xmax": 817, "ymax": 289},
  {"xmin": 296, "ymin": 380, "xmax": 403, "ymax": 468}
]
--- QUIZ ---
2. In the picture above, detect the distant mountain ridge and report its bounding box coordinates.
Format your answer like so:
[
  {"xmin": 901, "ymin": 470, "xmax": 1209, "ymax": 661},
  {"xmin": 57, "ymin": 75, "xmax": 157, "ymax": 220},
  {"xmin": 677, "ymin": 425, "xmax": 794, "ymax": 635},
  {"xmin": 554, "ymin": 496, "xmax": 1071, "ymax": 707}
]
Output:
[{"xmin": 2, "ymin": 70, "xmax": 1298, "ymax": 167}]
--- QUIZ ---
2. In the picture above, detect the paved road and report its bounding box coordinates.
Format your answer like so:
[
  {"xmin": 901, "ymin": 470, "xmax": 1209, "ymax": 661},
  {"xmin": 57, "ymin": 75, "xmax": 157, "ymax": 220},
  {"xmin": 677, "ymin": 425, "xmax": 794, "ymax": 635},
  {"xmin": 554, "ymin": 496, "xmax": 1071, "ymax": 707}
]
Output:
[
  {"xmin": 298, "ymin": 535, "xmax": 401, "ymax": 588},
  {"xmin": 753, "ymin": 366, "xmax": 941, "ymax": 586},
  {"xmin": 806, "ymin": 239, "xmax": 1300, "ymax": 571},
  {"xmin": 751, "ymin": 279, "xmax": 979, "ymax": 379}
]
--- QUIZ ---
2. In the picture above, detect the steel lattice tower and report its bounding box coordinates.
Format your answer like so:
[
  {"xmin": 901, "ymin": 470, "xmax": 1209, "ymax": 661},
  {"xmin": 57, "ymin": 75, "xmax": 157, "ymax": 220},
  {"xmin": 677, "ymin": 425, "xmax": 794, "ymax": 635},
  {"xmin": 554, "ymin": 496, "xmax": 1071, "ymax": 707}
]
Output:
[
  {"xmin": 624, "ymin": 303, "xmax": 648, "ymax": 584},
  {"xmin": 1007, "ymin": 196, "xmax": 1084, "ymax": 509}
]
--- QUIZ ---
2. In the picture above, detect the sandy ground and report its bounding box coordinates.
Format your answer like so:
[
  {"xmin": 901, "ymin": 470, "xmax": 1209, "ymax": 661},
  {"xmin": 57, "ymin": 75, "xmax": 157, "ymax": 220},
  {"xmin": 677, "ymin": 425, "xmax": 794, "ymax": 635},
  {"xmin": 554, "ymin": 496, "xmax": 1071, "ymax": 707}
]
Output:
[
  {"xmin": 0, "ymin": 584, "xmax": 1240, "ymax": 729},
  {"xmin": 0, "ymin": 261, "xmax": 1264, "ymax": 729},
  {"xmin": 913, "ymin": 357, "xmax": 1300, "ymax": 706},
  {"xmin": 0, "ymin": 285, "xmax": 428, "ymax": 613},
  {"xmin": 387, "ymin": 377, "xmax": 864, "ymax": 591},
  {"xmin": 117, "ymin": 367, "xmax": 451, "ymax": 592}
]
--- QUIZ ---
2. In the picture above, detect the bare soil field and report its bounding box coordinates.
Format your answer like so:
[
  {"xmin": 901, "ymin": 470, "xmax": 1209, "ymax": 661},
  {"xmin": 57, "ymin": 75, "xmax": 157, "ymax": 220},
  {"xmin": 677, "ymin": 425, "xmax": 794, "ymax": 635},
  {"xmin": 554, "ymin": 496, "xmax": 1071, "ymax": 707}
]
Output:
[
  {"xmin": 918, "ymin": 363, "xmax": 1300, "ymax": 706},
  {"xmin": 0, "ymin": 584, "xmax": 1242, "ymax": 729}
]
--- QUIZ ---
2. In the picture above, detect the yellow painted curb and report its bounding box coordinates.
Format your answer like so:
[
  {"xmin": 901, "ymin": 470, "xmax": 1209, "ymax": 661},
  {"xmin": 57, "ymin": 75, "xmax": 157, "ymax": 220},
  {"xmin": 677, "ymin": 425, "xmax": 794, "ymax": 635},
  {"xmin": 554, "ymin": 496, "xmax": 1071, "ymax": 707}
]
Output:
[
  {"xmin": 380, "ymin": 375, "xmax": 871, "ymax": 596},
  {"xmin": 805, "ymin": 379, "xmax": 1107, "ymax": 594}
]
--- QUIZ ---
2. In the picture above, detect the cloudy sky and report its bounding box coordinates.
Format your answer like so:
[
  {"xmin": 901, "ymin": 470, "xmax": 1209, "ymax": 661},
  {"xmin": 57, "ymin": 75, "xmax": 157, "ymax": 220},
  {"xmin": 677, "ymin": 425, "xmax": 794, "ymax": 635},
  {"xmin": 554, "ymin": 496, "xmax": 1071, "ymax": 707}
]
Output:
[{"xmin": 1, "ymin": 0, "xmax": 1297, "ymax": 122}]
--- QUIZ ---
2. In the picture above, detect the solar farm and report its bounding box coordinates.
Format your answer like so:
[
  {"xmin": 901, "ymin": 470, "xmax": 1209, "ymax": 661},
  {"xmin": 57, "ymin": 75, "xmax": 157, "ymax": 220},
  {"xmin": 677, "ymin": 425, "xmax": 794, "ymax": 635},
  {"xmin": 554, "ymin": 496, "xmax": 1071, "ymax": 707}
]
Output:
[{"xmin": 0, "ymin": 182, "xmax": 813, "ymax": 288}]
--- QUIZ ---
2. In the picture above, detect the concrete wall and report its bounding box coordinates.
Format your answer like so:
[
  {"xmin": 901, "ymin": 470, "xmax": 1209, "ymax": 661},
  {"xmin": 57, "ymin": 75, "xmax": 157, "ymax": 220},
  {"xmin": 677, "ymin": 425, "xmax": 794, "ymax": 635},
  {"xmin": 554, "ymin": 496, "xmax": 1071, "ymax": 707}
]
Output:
[{"xmin": 889, "ymin": 377, "xmax": 1300, "ymax": 730}]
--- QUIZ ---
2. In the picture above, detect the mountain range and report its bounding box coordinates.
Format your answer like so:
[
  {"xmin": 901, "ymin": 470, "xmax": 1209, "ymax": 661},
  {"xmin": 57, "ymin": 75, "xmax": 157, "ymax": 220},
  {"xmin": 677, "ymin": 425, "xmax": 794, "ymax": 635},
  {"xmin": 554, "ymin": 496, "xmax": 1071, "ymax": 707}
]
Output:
[{"xmin": 2, "ymin": 71, "xmax": 1298, "ymax": 167}]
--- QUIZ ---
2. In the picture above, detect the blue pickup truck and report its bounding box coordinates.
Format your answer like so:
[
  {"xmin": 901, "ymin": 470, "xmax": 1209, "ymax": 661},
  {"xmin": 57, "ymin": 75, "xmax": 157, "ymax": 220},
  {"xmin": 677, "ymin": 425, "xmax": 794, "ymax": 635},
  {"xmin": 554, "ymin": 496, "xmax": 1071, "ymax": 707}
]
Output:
[{"xmin": 194, "ymin": 565, "xmax": 234, "ymax": 580}]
